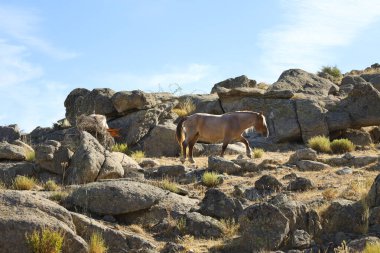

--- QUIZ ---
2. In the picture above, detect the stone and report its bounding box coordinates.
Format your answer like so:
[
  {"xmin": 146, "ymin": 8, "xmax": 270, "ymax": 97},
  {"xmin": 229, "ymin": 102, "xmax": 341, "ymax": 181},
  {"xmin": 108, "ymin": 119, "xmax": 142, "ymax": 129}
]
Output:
[
  {"xmin": 296, "ymin": 160, "xmax": 330, "ymax": 171},
  {"xmin": 257, "ymin": 159, "xmax": 281, "ymax": 171},
  {"xmin": 145, "ymin": 165, "xmax": 187, "ymax": 180},
  {"xmin": 287, "ymin": 177, "xmax": 314, "ymax": 192},
  {"xmin": 288, "ymin": 148, "xmax": 318, "ymax": 164},
  {"xmin": 0, "ymin": 124, "xmax": 21, "ymax": 142},
  {"xmin": 111, "ymin": 152, "xmax": 143, "ymax": 178},
  {"xmin": 369, "ymin": 126, "xmax": 380, "ymax": 143},
  {"xmin": 367, "ymin": 174, "xmax": 380, "ymax": 208},
  {"xmin": 211, "ymin": 75, "xmax": 256, "ymax": 93},
  {"xmin": 139, "ymin": 158, "xmax": 160, "ymax": 168},
  {"xmin": 231, "ymin": 158, "xmax": 258, "ymax": 172},
  {"xmin": 208, "ymin": 156, "xmax": 241, "ymax": 175},
  {"xmin": 97, "ymin": 151, "xmax": 124, "ymax": 180},
  {"xmin": 35, "ymin": 141, "xmax": 72, "ymax": 175},
  {"xmin": 183, "ymin": 212, "xmax": 224, "ymax": 238},
  {"xmin": 193, "ymin": 143, "xmax": 246, "ymax": 157},
  {"xmin": 198, "ymin": 188, "xmax": 243, "ymax": 219},
  {"xmin": 243, "ymin": 187, "xmax": 262, "ymax": 201},
  {"xmin": 160, "ymin": 242, "xmax": 186, "ymax": 253},
  {"xmin": 111, "ymin": 90, "xmax": 158, "ymax": 113},
  {"xmin": 347, "ymin": 236, "xmax": 380, "ymax": 253},
  {"xmin": 143, "ymin": 122, "xmax": 180, "ymax": 157},
  {"xmin": 0, "ymin": 141, "xmax": 26, "ymax": 161},
  {"xmin": 255, "ymin": 175, "xmax": 283, "ymax": 192},
  {"xmin": 336, "ymin": 167, "xmax": 353, "ymax": 175},
  {"xmin": 0, "ymin": 162, "xmax": 36, "ymax": 186},
  {"xmin": 177, "ymin": 94, "xmax": 224, "ymax": 114},
  {"xmin": 291, "ymin": 230, "xmax": 311, "ymax": 249}
]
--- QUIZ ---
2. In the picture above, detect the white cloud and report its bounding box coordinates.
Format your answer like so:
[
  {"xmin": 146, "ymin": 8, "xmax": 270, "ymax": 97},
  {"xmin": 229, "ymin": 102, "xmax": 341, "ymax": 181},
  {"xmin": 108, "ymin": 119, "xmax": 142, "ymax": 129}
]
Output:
[
  {"xmin": 100, "ymin": 64, "xmax": 219, "ymax": 94},
  {"xmin": 258, "ymin": 0, "xmax": 380, "ymax": 82}
]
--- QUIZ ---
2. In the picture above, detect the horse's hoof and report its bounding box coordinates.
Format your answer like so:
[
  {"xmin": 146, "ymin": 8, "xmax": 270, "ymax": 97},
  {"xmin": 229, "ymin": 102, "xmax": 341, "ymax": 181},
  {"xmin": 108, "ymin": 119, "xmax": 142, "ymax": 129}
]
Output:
[
  {"xmin": 189, "ymin": 158, "xmax": 195, "ymax": 164},
  {"xmin": 247, "ymin": 154, "xmax": 252, "ymax": 159},
  {"xmin": 180, "ymin": 157, "xmax": 186, "ymax": 163}
]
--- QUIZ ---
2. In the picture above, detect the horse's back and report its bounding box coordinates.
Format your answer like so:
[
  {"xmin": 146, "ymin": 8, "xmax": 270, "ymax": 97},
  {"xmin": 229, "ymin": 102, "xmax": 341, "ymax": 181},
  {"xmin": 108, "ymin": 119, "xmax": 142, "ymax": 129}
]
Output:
[{"xmin": 184, "ymin": 113, "xmax": 228, "ymax": 142}]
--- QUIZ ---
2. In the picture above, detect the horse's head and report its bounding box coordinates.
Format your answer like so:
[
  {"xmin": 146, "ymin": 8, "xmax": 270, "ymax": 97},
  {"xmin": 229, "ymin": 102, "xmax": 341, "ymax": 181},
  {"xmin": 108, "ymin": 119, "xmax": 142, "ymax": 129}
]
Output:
[{"xmin": 256, "ymin": 112, "xmax": 269, "ymax": 137}]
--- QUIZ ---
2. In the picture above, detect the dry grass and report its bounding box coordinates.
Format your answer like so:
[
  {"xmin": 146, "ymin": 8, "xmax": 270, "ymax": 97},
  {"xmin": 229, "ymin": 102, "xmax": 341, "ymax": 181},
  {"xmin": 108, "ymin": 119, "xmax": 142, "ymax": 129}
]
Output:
[
  {"xmin": 26, "ymin": 227, "xmax": 64, "ymax": 253},
  {"xmin": 220, "ymin": 218, "xmax": 240, "ymax": 238},
  {"xmin": 256, "ymin": 82, "xmax": 269, "ymax": 90},
  {"xmin": 363, "ymin": 242, "xmax": 380, "ymax": 253},
  {"xmin": 172, "ymin": 98, "xmax": 196, "ymax": 117},
  {"xmin": 322, "ymin": 188, "xmax": 339, "ymax": 201},
  {"xmin": 0, "ymin": 181, "xmax": 6, "ymax": 190},
  {"xmin": 26, "ymin": 150, "xmax": 36, "ymax": 162},
  {"xmin": 43, "ymin": 180, "xmax": 60, "ymax": 191},
  {"xmin": 159, "ymin": 178, "xmax": 180, "ymax": 194},
  {"xmin": 127, "ymin": 224, "xmax": 146, "ymax": 235},
  {"xmin": 176, "ymin": 235, "xmax": 224, "ymax": 253},
  {"xmin": 340, "ymin": 177, "xmax": 373, "ymax": 201},
  {"xmin": 49, "ymin": 191, "xmax": 69, "ymax": 203},
  {"xmin": 291, "ymin": 93, "xmax": 307, "ymax": 100},
  {"xmin": 330, "ymin": 139, "xmax": 355, "ymax": 154},
  {"xmin": 334, "ymin": 240, "xmax": 349, "ymax": 253},
  {"xmin": 202, "ymin": 171, "xmax": 222, "ymax": 187},
  {"xmin": 12, "ymin": 176, "xmax": 38, "ymax": 190},
  {"xmin": 130, "ymin": 150, "xmax": 145, "ymax": 161},
  {"xmin": 89, "ymin": 232, "xmax": 108, "ymax": 253},
  {"xmin": 252, "ymin": 148, "xmax": 265, "ymax": 159},
  {"xmin": 307, "ymin": 135, "xmax": 331, "ymax": 153},
  {"xmin": 111, "ymin": 143, "xmax": 128, "ymax": 153}
]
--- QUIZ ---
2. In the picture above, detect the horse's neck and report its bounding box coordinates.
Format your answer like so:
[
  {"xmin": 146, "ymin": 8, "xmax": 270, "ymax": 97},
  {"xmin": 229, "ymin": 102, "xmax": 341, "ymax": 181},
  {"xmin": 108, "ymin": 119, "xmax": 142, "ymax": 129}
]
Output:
[{"xmin": 239, "ymin": 112, "xmax": 257, "ymax": 128}]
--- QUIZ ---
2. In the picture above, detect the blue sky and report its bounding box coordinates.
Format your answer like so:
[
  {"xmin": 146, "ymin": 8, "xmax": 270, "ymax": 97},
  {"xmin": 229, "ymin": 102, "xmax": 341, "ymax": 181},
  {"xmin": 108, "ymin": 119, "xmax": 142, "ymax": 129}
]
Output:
[{"xmin": 0, "ymin": 0, "xmax": 380, "ymax": 132}]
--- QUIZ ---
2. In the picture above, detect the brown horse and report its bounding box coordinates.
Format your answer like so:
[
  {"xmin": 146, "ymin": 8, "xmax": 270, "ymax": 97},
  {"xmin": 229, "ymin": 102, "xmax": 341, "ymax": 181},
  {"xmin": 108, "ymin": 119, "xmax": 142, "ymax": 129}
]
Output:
[{"xmin": 176, "ymin": 111, "xmax": 269, "ymax": 163}]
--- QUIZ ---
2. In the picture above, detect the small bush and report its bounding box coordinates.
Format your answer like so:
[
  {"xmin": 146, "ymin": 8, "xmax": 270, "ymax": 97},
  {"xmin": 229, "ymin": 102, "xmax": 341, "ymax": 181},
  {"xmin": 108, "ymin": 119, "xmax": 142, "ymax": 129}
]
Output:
[
  {"xmin": 363, "ymin": 242, "xmax": 380, "ymax": 253},
  {"xmin": 318, "ymin": 65, "xmax": 342, "ymax": 79},
  {"xmin": 26, "ymin": 150, "xmax": 36, "ymax": 162},
  {"xmin": 172, "ymin": 98, "xmax": 196, "ymax": 117},
  {"xmin": 160, "ymin": 178, "xmax": 179, "ymax": 193},
  {"xmin": 89, "ymin": 232, "xmax": 108, "ymax": 253},
  {"xmin": 220, "ymin": 218, "xmax": 239, "ymax": 238},
  {"xmin": 43, "ymin": 180, "xmax": 59, "ymax": 191},
  {"xmin": 49, "ymin": 191, "xmax": 69, "ymax": 203},
  {"xmin": 130, "ymin": 150, "xmax": 145, "ymax": 161},
  {"xmin": 26, "ymin": 227, "xmax": 64, "ymax": 253},
  {"xmin": 176, "ymin": 217, "xmax": 187, "ymax": 233},
  {"xmin": 202, "ymin": 172, "xmax": 222, "ymax": 187},
  {"xmin": 307, "ymin": 136, "xmax": 331, "ymax": 153},
  {"xmin": 252, "ymin": 148, "xmax": 265, "ymax": 158},
  {"xmin": 322, "ymin": 188, "xmax": 339, "ymax": 201},
  {"xmin": 12, "ymin": 176, "xmax": 38, "ymax": 190},
  {"xmin": 111, "ymin": 143, "xmax": 128, "ymax": 153},
  {"xmin": 330, "ymin": 139, "xmax": 355, "ymax": 154}
]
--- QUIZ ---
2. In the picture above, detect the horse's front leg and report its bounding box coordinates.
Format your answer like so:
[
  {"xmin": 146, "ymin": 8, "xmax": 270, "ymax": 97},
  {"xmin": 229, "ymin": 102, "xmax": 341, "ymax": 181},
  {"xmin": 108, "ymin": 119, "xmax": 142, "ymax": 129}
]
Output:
[
  {"xmin": 239, "ymin": 135, "xmax": 252, "ymax": 158},
  {"xmin": 180, "ymin": 140, "xmax": 188, "ymax": 163},
  {"xmin": 188, "ymin": 133, "xmax": 199, "ymax": 163},
  {"xmin": 221, "ymin": 139, "xmax": 230, "ymax": 158}
]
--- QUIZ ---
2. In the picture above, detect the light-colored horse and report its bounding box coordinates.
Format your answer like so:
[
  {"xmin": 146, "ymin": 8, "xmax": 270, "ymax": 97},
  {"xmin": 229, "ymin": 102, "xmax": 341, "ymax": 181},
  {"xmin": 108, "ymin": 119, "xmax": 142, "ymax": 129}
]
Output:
[{"xmin": 176, "ymin": 111, "xmax": 269, "ymax": 163}]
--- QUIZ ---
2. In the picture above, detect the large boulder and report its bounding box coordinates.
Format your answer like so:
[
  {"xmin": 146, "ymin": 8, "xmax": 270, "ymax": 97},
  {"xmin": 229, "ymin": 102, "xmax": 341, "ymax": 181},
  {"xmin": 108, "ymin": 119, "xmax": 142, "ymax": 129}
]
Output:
[
  {"xmin": 288, "ymin": 148, "xmax": 318, "ymax": 164},
  {"xmin": 110, "ymin": 152, "xmax": 143, "ymax": 178},
  {"xmin": 66, "ymin": 131, "xmax": 106, "ymax": 184},
  {"xmin": 35, "ymin": 140, "xmax": 72, "ymax": 175},
  {"xmin": 340, "ymin": 128, "xmax": 373, "ymax": 146},
  {"xmin": 237, "ymin": 203, "xmax": 290, "ymax": 251},
  {"xmin": 0, "ymin": 124, "xmax": 21, "ymax": 142},
  {"xmin": 0, "ymin": 190, "xmax": 88, "ymax": 253},
  {"xmin": 111, "ymin": 90, "xmax": 158, "ymax": 113},
  {"xmin": 267, "ymin": 69, "xmax": 338, "ymax": 97},
  {"xmin": 143, "ymin": 122, "xmax": 180, "ymax": 157},
  {"xmin": 64, "ymin": 88, "xmax": 116, "ymax": 125},
  {"xmin": 0, "ymin": 162, "xmax": 35, "ymax": 186},
  {"xmin": 66, "ymin": 180, "xmax": 167, "ymax": 215},
  {"xmin": 0, "ymin": 141, "xmax": 26, "ymax": 161},
  {"xmin": 255, "ymin": 175, "xmax": 283, "ymax": 192},
  {"xmin": 198, "ymin": 188, "xmax": 243, "ymax": 219},
  {"xmin": 176, "ymin": 94, "xmax": 224, "ymax": 114},
  {"xmin": 71, "ymin": 212, "xmax": 156, "ymax": 253},
  {"xmin": 97, "ymin": 151, "xmax": 124, "ymax": 180},
  {"xmin": 211, "ymin": 75, "xmax": 256, "ymax": 94},
  {"xmin": 208, "ymin": 156, "xmax": 241, "ymax": 175},
  {"xmin": 296, "ymin": 160, "xmax": 330, "ymax": 171}
]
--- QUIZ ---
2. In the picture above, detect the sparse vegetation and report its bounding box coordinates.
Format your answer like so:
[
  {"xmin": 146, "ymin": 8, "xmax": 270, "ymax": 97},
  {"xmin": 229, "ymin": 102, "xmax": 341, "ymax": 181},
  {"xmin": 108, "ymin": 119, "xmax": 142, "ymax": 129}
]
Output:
[
  {"xmin": 322, "ymin": 188, "xmax": 339, "ymax": 201},
  {"xmin": 160, "ymin": 178, "xmax": 180, "ymax": 193},
  {"xmin": 89, "ymin": 232, "xmax": 108, "ymax": 253},
  {"xmin": 202, "ymin": 171, "xmax": 222, "ymax": 187},
  {"xmin": 363, "ymin": 242, "xmax": 380, "ymax": 253},
  {"xmin": 334, "ymin": 240, "xmax": 349, "ymax": 253},
  {"xmin": 111, "ymin": 143, "xmax": 128, "ymax": 153},
  {"xmin": 26, "ymin": 227, "xmax": 64, "ymax": 253},
  {"xmin": 340, "ymin": 178, "xmax": 373, "ymax": 201},
  {"xmin": 0, "ymin": 181, "xmax": 6, "ymax": 190},
  {"xmin": 252, "ymin": 148, "xmax": 265, "ymax": 158},
  {"xmin": 43, "ymin": 180, "xmax": 59, "ymax": 191},
  {"xmin": 127, "ymin": 224, "xmax": 146, "ymax": 235},
  {"xmin": 130, "ymin": 150, "xmax": 145, "ymax": 161},
  {"xmin": 330, "ymin": 139, "xmax": 355, "ymax": 154},
  {"xmin": 26, "ymin": 150, "xmax": 36, "ymax": 162},
  {"xmin": 318, "ymin": 65, "xmax": 342, "ymax": 84},
  {"xmin": 172, "ymin": 98, "xmax": 196, "ymax": 117},
  {"xmin": 307, "ymin": 135, "xmax": 331, "ymax": 153},
  {"xmin": 220, "ymin": 218, "xmax": 240, "ymax": 238},
  {"xmin": 12, "ymin": 176, "xmax": 38, "ymax": 190},
  {"xmin": 175, "ymin": 217, "xmax": 187, "ymax": 233},
  {"xmin": 48, "ymin": 191, "xmax": 69, "ymax": 203}
]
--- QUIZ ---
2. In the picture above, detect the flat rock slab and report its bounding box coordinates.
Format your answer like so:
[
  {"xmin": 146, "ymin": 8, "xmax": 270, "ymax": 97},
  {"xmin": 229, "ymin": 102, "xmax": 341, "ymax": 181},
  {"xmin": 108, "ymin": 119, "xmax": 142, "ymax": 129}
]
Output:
[
  {"xmin": 67, "ymin": 180, "xmax": 167, "ymax": 215},
  {"xmin": 296, "ymin": 160, "xmax": 330, "ymax": 171}
]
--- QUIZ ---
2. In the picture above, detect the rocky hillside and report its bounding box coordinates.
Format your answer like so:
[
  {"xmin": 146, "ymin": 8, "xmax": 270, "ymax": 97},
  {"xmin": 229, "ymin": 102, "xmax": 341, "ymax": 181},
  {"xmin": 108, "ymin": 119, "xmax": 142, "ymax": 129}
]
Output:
[{"xmin": 1, "ymin": 65, "xmax": 380, "ymax": 253}]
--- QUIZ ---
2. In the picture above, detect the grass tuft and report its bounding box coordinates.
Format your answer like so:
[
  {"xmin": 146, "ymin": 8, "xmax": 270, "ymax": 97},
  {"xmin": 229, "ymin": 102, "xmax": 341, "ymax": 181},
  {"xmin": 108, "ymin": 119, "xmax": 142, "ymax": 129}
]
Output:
[
  {"xmin": 172, "ymin": 98, "xmax": 196, "ymax": 117},
  {"xmin": 322, "ymin": 188, "xmax": 339, "ymax": 201},
  {"xmin": 307, "ymin": 135, "xmax": 331, "ymax": 153},
  {"xmin": 26, "ymin": 150, "xmax": 36, "ymax": 162},
  {"xmin": 89, "ymin": 232, "xmax": 108, "ymax": 253},
  {"xmin": 160, "ymin": 178, "xmax": 180, "ymax": 193},
  {"xmin": 43, "ymin": 180, "xmax": 60, "ymax": 191},
  {"xmin": 202, "ymin": 171, "xmax": 222, "ymax": 187},
  {"xmin": 340, "ymin": 178, "xmax": 373, "ymax": 201},
  {"xmin": 318, "ymin": 65, "xmax": 342, "ymax": 79},
  {"xmin": 25, "ymin": 227, "xmax": 64, "ymax": 253},
  {"xmin": 130, "ymin": 150, "xmax": 145, "ymax": 161},
  {"xmin": 363, "ymin": 242, "xmax": 380, "ymax": 253},
  {"xmin": 220, "ymin": 218, "xmax": 240, "ymax": 239},
  {"xmin": 330, "ymin": 139, "xmax": 355, "ymax": 154},
  {"xmin": 252, "ymin": 148, "xmax": 265, "ymax": 159},
  {"xmin": 49, "ymin": 191, "xmax": 69, "ymax": 203},
  {"xmin": 111, "ymin": 143, "xmax": 128, "ymax": 153},
  {"xmin": 12, "ymin": 176, "xmax": 38, "ymax": 190}
]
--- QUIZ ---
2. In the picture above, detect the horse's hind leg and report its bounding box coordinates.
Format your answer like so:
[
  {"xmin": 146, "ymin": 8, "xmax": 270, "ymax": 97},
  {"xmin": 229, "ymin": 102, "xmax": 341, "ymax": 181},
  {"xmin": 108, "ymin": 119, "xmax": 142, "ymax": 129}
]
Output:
[
  {"xmin": 239, "ymin": 135, "xmax": 252, "ymax": 158},
  {"xmin": 221, "ymin": 137, "xmax": 231, "ymax": 158},
  {"xmin": 180, "ymin": 140, "xmax": 188, "ymax": 163},
  {"xmin": 188, "ymin": 133, "xmax": 199, "ymax": 164}
]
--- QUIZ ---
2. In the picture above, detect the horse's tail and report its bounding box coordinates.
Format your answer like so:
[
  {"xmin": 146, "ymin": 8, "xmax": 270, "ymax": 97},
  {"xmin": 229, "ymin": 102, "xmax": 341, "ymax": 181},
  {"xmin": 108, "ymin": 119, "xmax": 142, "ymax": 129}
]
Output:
[{"xmin": 176, "ymin": 116, "xmax": 188, "ymax": 148}]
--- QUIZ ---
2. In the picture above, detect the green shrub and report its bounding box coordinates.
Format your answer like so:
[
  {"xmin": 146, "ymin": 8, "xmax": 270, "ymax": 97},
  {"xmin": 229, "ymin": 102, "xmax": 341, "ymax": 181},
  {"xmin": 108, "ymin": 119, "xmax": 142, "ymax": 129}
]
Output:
[
  {"xmin": 318, "ymin": 65, "xmax": 342, "ymax": 79},
  {"xmin": 202, "ymin": 171, "xmax": 222, "ymax": 187},
  {"xmin": 89, "ymin": 232, "xmax": 108, "ymax": 253},
  {"xmin": 12, "ymin": 176, "xmax": 38, "ymax": 190},
  {"xmin": 130, "ymin": 150, "xmax": 145, "ymax": 161},
  {"xmin": 111, "ymin": 143, "xmax": 128, "ymax": 153},
  {"xmin": 252, "ymin": 148, "xmax": 265, "ymax": 158},
  {"xmin": 307, "ymin": 135, "xmax": 331, "ymax": 153},
  {"xmin": 330, "ymin": 139, "xmax": 355, "ymax": 154},
  {"xmin": 43, "ymin": 180, "xmax": 59, "ymax": 191},
  {"xmin": 26, "ymin": 227, "xmax": 64, "ymax": 253}
]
